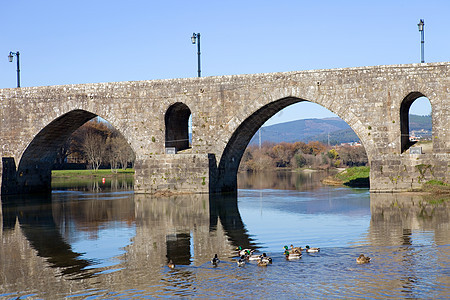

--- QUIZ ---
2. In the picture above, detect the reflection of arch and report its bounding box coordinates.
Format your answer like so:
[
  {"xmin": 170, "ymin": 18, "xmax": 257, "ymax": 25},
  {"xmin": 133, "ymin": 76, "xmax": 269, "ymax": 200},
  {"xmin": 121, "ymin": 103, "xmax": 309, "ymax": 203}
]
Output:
[
  {"xmin": 165, "ymin": 102, "xmax": 191, "ymax": 152},
  {"xmin": 17, "ymin": 109, "xmax": 97, "ymax": 194},
  {"xmin": 209, "ymin": 194, "xmax": 256, "ymax": 249},
  {"xmin": 400, "ymin": 92, "xmax": 431, "ymax": 153},
  {"xmin": 1, "ymin": 194, "xmax": 93, "ymax": 278}
]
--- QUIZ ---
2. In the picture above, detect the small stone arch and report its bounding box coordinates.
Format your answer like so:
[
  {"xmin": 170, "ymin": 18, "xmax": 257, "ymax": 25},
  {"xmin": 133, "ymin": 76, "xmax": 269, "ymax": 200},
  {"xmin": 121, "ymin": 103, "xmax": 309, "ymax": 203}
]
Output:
[
  {"xmin": 165, "ymin": 102, "xmax": 191, "ymax": 152},
  {"xmin": 400, "ymin": 92, "xmax": 431, "ymax": 153}
]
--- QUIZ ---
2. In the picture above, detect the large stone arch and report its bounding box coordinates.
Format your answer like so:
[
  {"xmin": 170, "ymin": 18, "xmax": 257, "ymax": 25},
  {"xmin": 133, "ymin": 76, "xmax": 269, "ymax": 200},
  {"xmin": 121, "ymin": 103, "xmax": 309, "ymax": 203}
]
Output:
[
  {"xmin": 12, "ymin": 109, "xmax": 136, "ymax": 194},
  {"xmin": 16, "ymin": 109, "xmax": 98, "ymax": 194},
  {"xmin": 212, "ymin": 96, "xmax": 371, "ymax": 193}
]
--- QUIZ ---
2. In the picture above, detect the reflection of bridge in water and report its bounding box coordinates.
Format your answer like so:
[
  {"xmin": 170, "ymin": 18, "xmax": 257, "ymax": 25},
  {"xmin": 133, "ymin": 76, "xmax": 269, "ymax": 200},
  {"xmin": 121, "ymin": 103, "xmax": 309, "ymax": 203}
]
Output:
[
  {"xmin": 1, "ymin": 192, "xmax": 448, "ymax": 296},
  {"xmin": 0, "ymin": 192, "xmax": 255, "ymax": 282}
]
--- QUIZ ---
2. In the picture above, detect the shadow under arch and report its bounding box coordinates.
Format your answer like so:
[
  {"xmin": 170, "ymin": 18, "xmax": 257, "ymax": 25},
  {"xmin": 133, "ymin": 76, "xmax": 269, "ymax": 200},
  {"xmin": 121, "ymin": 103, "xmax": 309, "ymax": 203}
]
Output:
[
  {"xmin": 165, "ymin": 102, "xmax": 191, "ymax": 152},
  {"xmin": 16, "ymin": 109, "xmax": 98, "ymax": 194},
  {"xmin": 400, "ymin": 92, "xmax": 430, "ymax": 153}
]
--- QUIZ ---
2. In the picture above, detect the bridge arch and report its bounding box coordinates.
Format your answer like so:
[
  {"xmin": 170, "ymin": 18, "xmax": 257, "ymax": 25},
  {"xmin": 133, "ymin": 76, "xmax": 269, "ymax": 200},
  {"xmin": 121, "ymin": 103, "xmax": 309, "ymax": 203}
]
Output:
[
  {"xmin": 16, "ymin": 109, "xmax": 136, "ymax": 194},
  {"xmin": 400, "ymin": 92, "xmax": 432, "ymax": 153},
  {"xmin": 165, "ymin": 102, "xmax": 191, "ymax": 152},
  {"xmin": 214, "ymin": 97, "xmax": 370, "ymax": 193}
]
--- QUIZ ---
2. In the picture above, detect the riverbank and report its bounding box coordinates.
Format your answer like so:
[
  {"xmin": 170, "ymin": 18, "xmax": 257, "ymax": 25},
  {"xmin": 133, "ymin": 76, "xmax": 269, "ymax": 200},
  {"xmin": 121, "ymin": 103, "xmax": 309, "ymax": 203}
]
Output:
[
  {"xmin": 322, "ymin": 166, "xmax": 450, "ymax": 196},
  {"xmin": 421, "ymin": 180, "xmax": 450, "ymax": 195},
  {"xmin": 52, "ymin": 169, "xmax": 135, "ymax": 178},
  {"xmin": 322, "ymin": 166, "xmax": 370, "ymax": 188}
]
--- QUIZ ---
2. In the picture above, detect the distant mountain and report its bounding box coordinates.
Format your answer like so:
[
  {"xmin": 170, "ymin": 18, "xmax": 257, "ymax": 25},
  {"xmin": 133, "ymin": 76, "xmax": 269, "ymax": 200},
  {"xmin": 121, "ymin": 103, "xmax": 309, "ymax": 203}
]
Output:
[
  {"xmin": 250, "ymin": 117, "xmax": 352, "ymax": 145},
  {"xmin": 249, "ymin": 115, "xmax": 431, "ymax": 145},
  {"xmin": 409, "ymin": 114, "xmax": 432, "ymax": 132}
]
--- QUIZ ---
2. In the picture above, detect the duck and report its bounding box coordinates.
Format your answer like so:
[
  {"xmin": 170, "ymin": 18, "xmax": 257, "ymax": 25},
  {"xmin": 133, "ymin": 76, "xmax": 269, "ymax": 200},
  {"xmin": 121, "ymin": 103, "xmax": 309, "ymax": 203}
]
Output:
[
  {"xmin": 236, "ymin": 246, "xmax": 254, "ymax": 257},
  {"xmin": 259, "ymin": 253, "xmax": 272, "ymax": 264},
  {"xmin": 211, "ymin": 254, "xmax": 220, "ymax": 266},
  {"xmin": 284, "ymin": 250, "xmax": 302, "ymax": 260},
  {"xmin": 289, "ymin": 244, "xmax": 302, "ymax": 254},
  {"xmin": 356, "ymin": 254, "xmax": 371, "ymax": 264},
  {"xmin": 303, "ymin": 245, "xmax": 320, "ymax": 253},
  {"xmin": 237, "ymin": 258, "xmax": 246, "ymax": 267},
  {"xmin": 257, "ymin": 260, "xmax": 269, "ymax": 267},
  {"xmin": 167, "ymin": 260, "xmax": 175, "ymax": 269},
  {"xmin": 245, "ymin": 250, "xmax": 262, "ymax": 261}
]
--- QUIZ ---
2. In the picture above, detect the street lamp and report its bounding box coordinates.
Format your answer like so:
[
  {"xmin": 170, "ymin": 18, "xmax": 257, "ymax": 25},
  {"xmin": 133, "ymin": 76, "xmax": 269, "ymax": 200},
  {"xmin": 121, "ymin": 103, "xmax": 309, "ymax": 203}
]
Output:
[
  {"xmin": 8, "ymin": 51, "xmax": 20, "ymax": 87},
  {"xmin": 417, "ymin": 19, "xmax": 424, "ymax": 63},
  {"xmin": 191, "ymin": 33, "xmax": 201, "ymax": 77}
]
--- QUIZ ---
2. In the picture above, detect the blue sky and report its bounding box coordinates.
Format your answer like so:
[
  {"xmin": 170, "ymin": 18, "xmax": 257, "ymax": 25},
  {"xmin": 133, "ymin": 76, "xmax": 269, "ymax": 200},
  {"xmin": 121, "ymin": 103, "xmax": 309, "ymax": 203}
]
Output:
[{"xmin": 1, "ymin": 0, "xmax": 447, "ymax": 124}]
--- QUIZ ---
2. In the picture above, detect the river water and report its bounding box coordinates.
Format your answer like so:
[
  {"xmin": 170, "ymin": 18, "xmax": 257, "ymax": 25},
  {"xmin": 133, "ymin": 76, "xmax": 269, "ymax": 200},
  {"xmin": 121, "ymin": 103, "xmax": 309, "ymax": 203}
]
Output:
[{"xmin": 0, "ymin": 171, "xmax": 449, "ymax": 299}]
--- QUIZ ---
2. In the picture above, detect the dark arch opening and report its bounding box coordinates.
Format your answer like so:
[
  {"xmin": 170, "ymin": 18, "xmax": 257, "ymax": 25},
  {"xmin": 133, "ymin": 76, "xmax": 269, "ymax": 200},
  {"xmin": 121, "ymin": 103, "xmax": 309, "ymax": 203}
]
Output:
[
  {"xmin": 165, "ymin": 102, "xmax": 191, "ymax": 152},
  {"xmin": 17, "ymin": 110, "xmax": 98, "ymax": 194},
  {"xmin": 400, "ymin": 93, "xmax": 432, "ymax": 153}
]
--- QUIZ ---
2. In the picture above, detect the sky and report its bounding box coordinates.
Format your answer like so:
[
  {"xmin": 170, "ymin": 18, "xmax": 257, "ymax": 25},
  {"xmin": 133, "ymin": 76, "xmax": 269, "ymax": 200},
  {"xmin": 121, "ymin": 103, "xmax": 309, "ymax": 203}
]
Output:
[{"xmin": 1, "ymin": 0, "xmax": 447, "ymax": 125}]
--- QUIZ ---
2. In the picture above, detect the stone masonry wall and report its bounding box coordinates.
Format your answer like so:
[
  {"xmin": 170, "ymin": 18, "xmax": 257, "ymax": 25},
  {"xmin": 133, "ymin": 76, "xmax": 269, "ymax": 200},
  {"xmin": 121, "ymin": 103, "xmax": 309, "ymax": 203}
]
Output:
[
  {"xmin": 134, "ymin": 154, "xmax": 210, "ymax": 194},
  {"xmin": 0, "ymin": 62, "xmax": 449, "ymax": 195}
]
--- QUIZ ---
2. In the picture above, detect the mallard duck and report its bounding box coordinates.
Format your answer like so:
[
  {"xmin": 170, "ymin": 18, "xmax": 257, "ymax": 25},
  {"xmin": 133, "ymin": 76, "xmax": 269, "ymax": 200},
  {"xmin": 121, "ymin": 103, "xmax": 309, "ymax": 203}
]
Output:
[
  {"xmin": 237, "ymin": 258, "xmax": 246, "ymax": 267},
  {"xmin": 211, "ymin": 254, "xmax": 220, "ymax": 266},
  {"xmin": 304, "ymin": 245, "xmax": 320, "ymax": 253},
  {"xmin": 284, "ymin": 250, "xmax": 302, "ymax": 260},
  {"xmin": 236, "ymin": 246, "xmax": 254, "ymax": 257},
  {"xmin": 245, "ymin": 250, "xmax": 262, "ymax": 261},
  {"xmin": 356, "ymin": 254, "xmax": 371, "ymax": 264},
  {"xmin": 289, "ymin": 244, "xmax": 302, "ymax": 254},
  {"xmin": 259, "ymin": 253, "xmax": 272, "ymax": 264},
  {"xmin": 167, "ymin": 260, "xmax": 175, "ymax": 269},
  {"xmin": 257, "ymin": 260, "xmax": 269, "ymax": 267}
]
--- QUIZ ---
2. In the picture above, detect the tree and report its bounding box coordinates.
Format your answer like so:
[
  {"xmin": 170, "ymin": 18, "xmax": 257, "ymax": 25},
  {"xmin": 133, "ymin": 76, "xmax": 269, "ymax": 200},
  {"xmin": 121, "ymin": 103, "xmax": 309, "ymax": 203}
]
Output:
[
  {"xmin": 116, "ymin": 138, "xmax": 135, "ymax": 169},
  {"xmin": 83, "ymin": 131, "xmax": 106, "ymax": 171},
  {"xmin": 106, "ymin": 136, "xmax": 120, "ymax": 172},
  {"xmin": 56, "ymin": 118, "xmax": 136, "ymax": 170},
  {"xmin": 294, "ymin": 153, "xmax": 307, "ymax": 168}
]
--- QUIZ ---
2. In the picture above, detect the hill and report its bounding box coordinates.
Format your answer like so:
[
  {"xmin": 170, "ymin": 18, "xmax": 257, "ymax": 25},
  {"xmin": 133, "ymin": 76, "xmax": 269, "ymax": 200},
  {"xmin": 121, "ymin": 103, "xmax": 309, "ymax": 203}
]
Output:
[{"xmin": 250, "ymin": 114, "xmax": 431, "ymax": 145}]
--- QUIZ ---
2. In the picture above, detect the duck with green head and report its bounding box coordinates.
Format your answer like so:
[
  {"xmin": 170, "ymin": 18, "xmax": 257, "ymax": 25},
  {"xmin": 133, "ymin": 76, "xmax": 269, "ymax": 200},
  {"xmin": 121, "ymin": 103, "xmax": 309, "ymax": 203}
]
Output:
[
  {"xmin": 236, "ymin": 246, "xmax": 254, "ymax": 257},
  {"xmin": 303, "ymin": 245, "xmax": 320, "ymax": 253},
  {"xmin": 245, "ymin": 250, "xmax": 261, "ymax": 261}
]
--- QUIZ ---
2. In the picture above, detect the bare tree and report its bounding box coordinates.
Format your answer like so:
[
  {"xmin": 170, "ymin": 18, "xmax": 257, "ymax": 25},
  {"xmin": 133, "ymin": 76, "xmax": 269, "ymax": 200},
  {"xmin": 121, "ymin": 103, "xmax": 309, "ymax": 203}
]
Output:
[
  {"xmin": 106, "ymin": 136, "xmax": 120, "ymax": 173},
  {"xmin": 83, "ymin": 131, "xmax": 106, "ymax": 171},
  {"xmin": 117, "ymin": 138, "xmax": 135, "ymax": 169},
  {"xmin": 55, "ymin": 136, "xmax": 73, "ymax": 167}
]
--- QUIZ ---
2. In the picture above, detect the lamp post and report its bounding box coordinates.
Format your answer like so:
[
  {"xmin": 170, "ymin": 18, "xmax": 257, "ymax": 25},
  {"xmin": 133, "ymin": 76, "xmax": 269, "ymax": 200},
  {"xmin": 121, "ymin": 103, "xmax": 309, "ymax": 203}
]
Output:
[
  {"xmin": 191, "ymin": 33, "xmax": 201, "ymax": 77},
  {"xmin": 417, "ymin": 19, "xmax": 424, "ymax": 63},
  {"xmin": 8, "ymin": 51, "xmax": 20, "ymax": 87}
]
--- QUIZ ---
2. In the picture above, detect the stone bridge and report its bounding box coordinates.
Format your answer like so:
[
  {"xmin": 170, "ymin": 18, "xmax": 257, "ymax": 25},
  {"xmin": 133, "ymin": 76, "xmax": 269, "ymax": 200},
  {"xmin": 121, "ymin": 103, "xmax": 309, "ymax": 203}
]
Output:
[{"xmin": 0, "ymin": 62, "xmax": 449, "ymax": 195}]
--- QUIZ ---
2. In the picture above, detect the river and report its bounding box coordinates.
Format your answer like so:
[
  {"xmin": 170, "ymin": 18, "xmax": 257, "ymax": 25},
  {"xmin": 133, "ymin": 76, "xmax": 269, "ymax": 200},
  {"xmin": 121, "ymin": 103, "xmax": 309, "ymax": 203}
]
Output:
[{"xmin": 0, "ymin": 171, "xmax": 449, "ymax": 299}]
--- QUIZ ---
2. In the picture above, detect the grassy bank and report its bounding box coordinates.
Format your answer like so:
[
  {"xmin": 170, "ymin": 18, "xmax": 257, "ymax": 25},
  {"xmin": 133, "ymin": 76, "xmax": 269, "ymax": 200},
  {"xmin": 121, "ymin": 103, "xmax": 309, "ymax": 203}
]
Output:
[
  {"xmin": 422, "ymin": 180, "xmax": 450, "ymax": 194},
  {"xmin": 322, "ymin": 166, "xmax": 370, "ymax": 188},
  {"xmin": 52, "ymin": 168, "xmax": 135, "ymax": 178}
]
